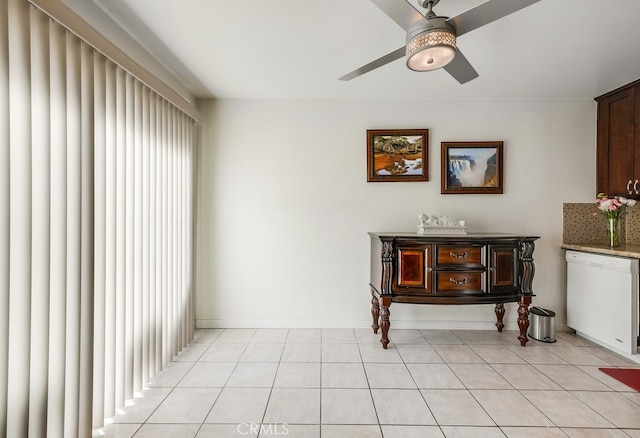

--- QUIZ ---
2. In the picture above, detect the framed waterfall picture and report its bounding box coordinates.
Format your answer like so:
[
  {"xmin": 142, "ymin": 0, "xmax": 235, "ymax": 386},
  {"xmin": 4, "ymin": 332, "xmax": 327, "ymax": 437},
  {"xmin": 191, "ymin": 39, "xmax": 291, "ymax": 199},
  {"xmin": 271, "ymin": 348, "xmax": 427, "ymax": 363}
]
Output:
[
  {"xmin": 367, "ymin": 129, "xmax": 429, "ymax": 182},
  {"xmin": 441, "ymin": 141, "xmax": 504, "ymax": 194}
]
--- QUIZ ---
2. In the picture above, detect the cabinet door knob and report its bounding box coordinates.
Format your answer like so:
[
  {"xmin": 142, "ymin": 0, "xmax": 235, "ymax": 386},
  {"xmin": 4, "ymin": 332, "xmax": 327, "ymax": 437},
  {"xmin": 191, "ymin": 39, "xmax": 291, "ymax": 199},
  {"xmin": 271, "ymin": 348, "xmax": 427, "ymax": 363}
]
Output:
[
  {"xmin": 628, "ymin": 179, "xmax": 633, "ymax": 194},
  {"xmin": 634, "ymin": 180, "xmax": 639, "ymax": 194}
]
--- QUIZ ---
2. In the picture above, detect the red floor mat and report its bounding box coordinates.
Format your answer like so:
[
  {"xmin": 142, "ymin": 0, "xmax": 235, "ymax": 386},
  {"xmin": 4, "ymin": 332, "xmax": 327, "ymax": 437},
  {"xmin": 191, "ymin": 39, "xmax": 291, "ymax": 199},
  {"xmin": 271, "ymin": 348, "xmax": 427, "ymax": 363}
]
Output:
[{"xmin": 599, "ymin": 368, "xmax": 640, "ymax": 391}]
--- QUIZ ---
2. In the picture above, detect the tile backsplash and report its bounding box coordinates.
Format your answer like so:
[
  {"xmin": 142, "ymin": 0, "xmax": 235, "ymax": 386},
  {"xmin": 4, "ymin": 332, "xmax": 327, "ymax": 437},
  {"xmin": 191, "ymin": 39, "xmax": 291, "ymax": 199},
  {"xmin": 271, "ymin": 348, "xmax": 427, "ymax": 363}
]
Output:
[{"xmin": 563, "ymin": 202, "xmax": 640, "ymax": 245}]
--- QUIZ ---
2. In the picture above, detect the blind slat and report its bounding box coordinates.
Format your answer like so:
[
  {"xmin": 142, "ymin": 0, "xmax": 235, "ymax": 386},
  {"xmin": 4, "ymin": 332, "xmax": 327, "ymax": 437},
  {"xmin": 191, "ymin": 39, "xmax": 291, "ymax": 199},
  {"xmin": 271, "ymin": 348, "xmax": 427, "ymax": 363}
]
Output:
[
  {"xmin": 114, "ymin": 66, "xmax": 126, "ymax": 410},
  {"xmin": 141, "ymin": 87, "xmax": 150, "ymax": 386},
  {"xmin": 28, "ymin": 6, "xmax": 51, "ymax": 437},
  {"xmin": 6, "ymin": 0, "xmax": 33, "ymax": 436},
  {"xmin": 124, "ymin": 73, "xmax": 134, "ymax": 401},
  {"xmin": 103, "ymin": 60, "xmax": 117, "ymax": 419},
  {"xmin": 63, "ymin": 29, "xmax": 82, "ymax": 438},
  {"xmin": 47, "ymin": 17, "xmax": 68, "ymax": 438},
  {"xmin": 0, "ymin": 0, "xmax": 11, "ymax": 429},
  {"xmin": 91, "ymin": 52, "xmax": 106, "ymax": 429},
  {"xmin": 78, "ymin": 40, "xmax": 94, "ymax": 438},
  {"xmin": 133, "ymin": 80, "xmax": 143, "ymax": 392}
]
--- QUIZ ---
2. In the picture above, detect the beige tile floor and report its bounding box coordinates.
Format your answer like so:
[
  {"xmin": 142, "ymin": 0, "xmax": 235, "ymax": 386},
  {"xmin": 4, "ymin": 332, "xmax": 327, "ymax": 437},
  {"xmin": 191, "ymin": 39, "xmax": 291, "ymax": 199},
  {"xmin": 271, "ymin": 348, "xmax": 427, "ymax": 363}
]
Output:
[{"xmin": 94, "ymin": 328, "xmax": 640, "ymax": 438}]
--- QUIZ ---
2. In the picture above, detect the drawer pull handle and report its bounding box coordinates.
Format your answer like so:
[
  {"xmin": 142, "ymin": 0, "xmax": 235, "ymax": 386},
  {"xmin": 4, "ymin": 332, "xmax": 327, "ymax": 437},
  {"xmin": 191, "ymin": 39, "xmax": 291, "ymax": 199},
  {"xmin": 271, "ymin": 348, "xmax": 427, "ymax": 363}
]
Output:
[
  {"xmin": 628, "ymin": 179, "xmax": 633, "ymax": 194},
  {"xmin": 635, "ymin": 180, "xmax": 639, "ymax": 194},
  {"xmin": 449, "ymin": 251, "xmax": 469, "ymax": 259},
  {"xmin": 450, "ymin": 277, "xmax": 470, "ymax": 285}
]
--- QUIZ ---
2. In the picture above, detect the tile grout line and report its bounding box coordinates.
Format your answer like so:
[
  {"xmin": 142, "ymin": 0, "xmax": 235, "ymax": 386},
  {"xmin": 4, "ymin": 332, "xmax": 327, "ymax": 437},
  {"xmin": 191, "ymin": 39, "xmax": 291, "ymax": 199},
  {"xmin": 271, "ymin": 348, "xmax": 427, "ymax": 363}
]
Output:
[
  {"xmin": 258, "ymin": 328, "xmax": 289, "ymax": 432},
  {"xmin": 355, "ymin": 329, "xmax": 386, "ymax": 437}
]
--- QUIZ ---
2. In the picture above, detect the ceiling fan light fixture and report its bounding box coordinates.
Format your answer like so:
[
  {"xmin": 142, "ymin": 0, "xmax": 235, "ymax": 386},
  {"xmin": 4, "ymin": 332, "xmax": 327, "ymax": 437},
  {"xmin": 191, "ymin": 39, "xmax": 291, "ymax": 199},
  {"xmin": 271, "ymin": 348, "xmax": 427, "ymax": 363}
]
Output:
[{"xmin": 406, "ymin": 28, "xmax": 456, "ymax": 72}]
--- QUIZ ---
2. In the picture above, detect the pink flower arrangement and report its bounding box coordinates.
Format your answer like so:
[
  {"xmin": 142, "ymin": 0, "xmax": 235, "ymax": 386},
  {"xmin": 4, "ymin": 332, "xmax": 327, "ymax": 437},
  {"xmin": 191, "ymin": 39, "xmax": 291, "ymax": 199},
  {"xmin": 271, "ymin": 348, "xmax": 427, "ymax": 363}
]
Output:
[{"xmin": 594, "ymin": 192, "xmax": 637, "ymax": 219}]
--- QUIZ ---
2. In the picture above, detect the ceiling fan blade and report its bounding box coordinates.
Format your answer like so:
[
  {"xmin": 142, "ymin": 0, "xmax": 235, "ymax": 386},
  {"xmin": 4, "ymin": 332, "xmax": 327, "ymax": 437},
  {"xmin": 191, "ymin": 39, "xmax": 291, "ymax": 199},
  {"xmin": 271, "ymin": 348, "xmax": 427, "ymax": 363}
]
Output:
[
  {"xmin": 338, "ymin": 47, "xmax": 406, "ymax": 81},
  {"xmin": 447, "ymin": 0, "xmax": 541, "ymax": 37},
  {"xmin": 443, "ymin": 49, "xmax": 478, "ymax": 84},
  {"xmin": 369, "ymin": 0, "xmax": 427, "ymax": 32}
]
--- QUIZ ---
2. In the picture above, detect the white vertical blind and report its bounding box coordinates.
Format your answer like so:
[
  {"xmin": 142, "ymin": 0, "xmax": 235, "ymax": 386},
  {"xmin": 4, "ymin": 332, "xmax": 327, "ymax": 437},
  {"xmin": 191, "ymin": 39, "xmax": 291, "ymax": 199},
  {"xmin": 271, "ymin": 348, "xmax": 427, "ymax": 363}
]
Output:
[{"xmin": 0, "ymin": 0, "xmax": 199, "ymax": 436}]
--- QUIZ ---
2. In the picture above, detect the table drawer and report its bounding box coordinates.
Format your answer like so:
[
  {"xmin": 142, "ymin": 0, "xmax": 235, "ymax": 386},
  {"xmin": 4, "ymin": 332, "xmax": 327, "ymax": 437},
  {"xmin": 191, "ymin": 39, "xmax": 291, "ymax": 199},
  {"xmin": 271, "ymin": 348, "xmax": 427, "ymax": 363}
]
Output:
[
  {"xmin": 435, "ymin": 271, "xmax": 485, "ymax": 292},
  {"xmin": 436, "ymin": 245, "xmax": 483, "ymax": 267}
]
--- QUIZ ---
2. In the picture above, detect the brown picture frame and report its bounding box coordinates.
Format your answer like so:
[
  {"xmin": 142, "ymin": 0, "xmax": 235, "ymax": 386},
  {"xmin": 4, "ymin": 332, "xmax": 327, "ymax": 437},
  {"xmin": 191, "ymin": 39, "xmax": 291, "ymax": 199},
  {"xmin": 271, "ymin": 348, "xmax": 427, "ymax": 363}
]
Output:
[
  {"xmin": 367, "ymin": 129, "xmax": 429, "ymax": 182},
  {"xmin": 441, "ymin": 141, "xmax": 504, "ymax": 194}
]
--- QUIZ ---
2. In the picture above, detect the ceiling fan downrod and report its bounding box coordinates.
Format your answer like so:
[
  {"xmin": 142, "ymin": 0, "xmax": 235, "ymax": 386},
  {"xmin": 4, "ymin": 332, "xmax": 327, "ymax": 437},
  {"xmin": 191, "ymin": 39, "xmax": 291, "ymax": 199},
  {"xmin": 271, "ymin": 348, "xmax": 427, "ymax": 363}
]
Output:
[{"xmin": 418, "ymin": 0, "xmax": 440, "ymax": 16}]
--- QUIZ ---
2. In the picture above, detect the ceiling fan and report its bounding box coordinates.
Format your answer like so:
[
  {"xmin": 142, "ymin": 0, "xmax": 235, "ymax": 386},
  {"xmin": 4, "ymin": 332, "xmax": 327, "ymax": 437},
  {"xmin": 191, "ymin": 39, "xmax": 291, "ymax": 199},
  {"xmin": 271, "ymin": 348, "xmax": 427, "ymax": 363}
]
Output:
[{"xmin": 339, "ymin": 0, "xmax": 541, "ymax": 84}]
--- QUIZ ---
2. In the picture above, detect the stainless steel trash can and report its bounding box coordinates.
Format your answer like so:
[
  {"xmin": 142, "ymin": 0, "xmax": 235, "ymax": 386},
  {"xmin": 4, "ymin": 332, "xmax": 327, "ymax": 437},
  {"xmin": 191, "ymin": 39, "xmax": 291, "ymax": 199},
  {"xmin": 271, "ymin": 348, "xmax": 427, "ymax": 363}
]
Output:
[{"xmin": 528, "ymin": 306, "xmax": 556, "ymax": 343}]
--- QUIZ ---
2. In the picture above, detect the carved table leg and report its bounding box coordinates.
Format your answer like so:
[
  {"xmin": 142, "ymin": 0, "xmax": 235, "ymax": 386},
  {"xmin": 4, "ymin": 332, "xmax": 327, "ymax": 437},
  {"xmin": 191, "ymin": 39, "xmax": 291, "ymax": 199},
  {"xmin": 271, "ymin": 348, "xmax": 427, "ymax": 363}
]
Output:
[
  {"xmin": 371, "ymin": 294, "xmax": 380, "ymax": 334},
  {"xmin": 517, "ymin": 295, "xmax": 532, "ymax": 346},
  {"xmin": 494, "ymin": 303, "xmax": 505, "ymax": 332},
  {"xmin": 379, "ymin": 296, "xmax": 391, "ymax": 349},
  {"xmin": 517, "ymin": 240, "xmax": 536, "ymax": 347}
]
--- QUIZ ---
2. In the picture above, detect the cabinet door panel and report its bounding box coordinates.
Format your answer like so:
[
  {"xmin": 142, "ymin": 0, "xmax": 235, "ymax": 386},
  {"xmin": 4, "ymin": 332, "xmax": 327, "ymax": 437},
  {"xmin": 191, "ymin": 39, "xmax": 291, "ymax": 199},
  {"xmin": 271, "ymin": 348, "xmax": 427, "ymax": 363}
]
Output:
[
  {"xmin": 395, "ymin": 245, "xmax": 432, "ymax": 294},
  {"xmin": 635, "ymin": 83, "xmax": 640, "ymax": 185},
  {"xmin": 489, "ymin": 244, "xmax": 518, "ymax": 293},
  {"xmin": 597, "ymin": 86, "xmax": 636, "ymax": 195}
]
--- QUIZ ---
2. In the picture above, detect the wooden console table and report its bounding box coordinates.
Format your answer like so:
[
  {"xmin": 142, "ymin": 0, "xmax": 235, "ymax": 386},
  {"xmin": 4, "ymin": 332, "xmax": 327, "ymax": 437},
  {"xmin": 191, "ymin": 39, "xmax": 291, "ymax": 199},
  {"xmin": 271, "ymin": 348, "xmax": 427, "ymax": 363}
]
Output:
[{"xmin": 369, "ymin": 232, "xmax": 539, "ymax": 348}]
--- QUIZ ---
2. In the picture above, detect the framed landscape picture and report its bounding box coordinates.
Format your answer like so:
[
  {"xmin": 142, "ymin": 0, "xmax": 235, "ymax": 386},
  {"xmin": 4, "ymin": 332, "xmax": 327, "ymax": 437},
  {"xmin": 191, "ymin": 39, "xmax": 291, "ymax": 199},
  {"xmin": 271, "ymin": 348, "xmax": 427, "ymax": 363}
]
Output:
[
  {"xmin": 367, "ymin": 129, "xmax": 429, "ymax": 182},
  {"xmin": 441, "ymin": 141, "xmax": 503, "ymax": 194}
]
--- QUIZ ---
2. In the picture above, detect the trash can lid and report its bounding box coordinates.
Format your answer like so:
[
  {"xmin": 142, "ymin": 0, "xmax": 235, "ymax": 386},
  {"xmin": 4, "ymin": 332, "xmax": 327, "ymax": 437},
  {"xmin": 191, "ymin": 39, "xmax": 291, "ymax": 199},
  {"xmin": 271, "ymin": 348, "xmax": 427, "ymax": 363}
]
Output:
[{"xmin": 531, "ymin": 306, "xmax": 555, "ymax": 317}]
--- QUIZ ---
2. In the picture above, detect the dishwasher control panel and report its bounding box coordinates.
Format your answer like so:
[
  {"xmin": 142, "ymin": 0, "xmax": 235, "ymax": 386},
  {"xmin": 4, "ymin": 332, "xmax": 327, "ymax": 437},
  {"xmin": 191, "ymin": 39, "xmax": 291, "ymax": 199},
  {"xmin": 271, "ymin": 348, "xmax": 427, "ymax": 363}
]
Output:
[{"xmin": 566, "ymin": 251, "xmax": 638, "ymax": 272}]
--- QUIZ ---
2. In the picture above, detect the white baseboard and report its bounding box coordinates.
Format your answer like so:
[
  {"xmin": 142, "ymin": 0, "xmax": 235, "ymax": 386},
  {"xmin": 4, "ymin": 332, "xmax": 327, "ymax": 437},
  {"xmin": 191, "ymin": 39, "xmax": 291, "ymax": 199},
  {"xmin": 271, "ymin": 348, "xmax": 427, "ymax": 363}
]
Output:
[
  {"xmin": 196, "ymin": 319, "xmax": 570, "ymax": 332},
  {"xmin": 195, "ymin": 319, "xmax": 372, "ymax": 329}
]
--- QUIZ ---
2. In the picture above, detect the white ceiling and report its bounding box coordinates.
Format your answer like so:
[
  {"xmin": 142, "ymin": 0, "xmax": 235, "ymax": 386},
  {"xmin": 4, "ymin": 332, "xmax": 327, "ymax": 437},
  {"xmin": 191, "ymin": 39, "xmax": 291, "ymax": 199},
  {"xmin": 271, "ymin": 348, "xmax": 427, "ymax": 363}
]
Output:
[{"xmin": 74, "ymin": 0, "xmax": 640, "ymax": 100}]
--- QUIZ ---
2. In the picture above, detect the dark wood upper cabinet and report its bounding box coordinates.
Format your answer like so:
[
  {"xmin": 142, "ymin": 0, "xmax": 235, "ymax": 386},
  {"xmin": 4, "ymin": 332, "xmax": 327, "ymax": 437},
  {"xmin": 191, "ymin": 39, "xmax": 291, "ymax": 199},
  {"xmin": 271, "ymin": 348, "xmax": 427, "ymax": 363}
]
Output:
[{"xmin": 596, "ymin": 79, "xmax": 640, "ymax": 197}]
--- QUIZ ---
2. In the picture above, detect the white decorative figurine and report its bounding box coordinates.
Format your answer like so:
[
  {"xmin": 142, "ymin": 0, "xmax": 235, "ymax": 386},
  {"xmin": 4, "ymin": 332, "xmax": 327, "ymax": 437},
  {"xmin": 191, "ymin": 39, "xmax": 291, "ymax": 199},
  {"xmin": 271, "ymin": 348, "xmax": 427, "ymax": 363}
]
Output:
[{"xmin": 417, "ymin": 214, "xmax": 467, "ymax": 234}]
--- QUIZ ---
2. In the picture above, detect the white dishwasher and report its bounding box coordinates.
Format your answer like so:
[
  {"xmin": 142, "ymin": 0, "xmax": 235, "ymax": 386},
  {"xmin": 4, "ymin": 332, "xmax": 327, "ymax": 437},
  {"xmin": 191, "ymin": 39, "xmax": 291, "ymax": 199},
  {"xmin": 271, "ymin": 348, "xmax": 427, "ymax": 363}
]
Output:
[{"xmin": 566, "ymin": 250, "xmax": 639, "ymax": 355}]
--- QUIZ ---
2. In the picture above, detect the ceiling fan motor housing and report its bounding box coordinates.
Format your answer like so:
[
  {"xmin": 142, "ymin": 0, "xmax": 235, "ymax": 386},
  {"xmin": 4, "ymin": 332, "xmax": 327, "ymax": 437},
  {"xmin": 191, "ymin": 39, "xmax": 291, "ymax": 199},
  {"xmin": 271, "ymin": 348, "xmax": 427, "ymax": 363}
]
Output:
[{"xmin": 406, "ymin": 16, "xmax": 457, "ymax": 71}]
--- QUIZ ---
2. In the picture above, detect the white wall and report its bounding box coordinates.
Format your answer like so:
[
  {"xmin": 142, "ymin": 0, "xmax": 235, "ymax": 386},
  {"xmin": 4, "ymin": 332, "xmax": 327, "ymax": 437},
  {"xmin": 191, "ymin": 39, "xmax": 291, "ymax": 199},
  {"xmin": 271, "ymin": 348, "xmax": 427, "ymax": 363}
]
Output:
[{"xmin": 195, "ymin": 98, "xmax": 596, "ymax": 331}]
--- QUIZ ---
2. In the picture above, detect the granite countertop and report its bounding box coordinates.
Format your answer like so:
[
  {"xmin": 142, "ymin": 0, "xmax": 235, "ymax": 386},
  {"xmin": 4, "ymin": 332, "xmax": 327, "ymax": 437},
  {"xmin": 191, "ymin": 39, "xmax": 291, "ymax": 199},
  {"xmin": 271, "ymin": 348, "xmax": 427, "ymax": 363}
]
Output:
[{"xmin": 561, "ymin": 243, "xmax": 640, "ymax": 258}]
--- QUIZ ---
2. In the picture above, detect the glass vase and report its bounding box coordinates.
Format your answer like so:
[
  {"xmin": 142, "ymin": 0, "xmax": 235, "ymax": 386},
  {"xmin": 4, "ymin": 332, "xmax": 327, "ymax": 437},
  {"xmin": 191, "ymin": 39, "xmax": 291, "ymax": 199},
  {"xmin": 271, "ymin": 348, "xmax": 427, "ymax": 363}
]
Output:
[{"xmin": 607, "ymin": 217, "xmax": 620, "ymax": 247}]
